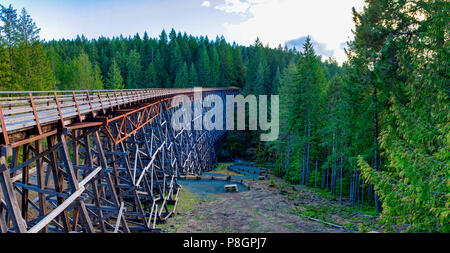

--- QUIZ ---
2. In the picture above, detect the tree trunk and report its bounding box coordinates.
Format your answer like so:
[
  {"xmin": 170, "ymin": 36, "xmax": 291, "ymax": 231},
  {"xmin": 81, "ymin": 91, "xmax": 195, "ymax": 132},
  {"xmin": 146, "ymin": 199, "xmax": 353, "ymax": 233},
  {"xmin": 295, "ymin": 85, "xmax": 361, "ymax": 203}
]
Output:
[
  {"xmin": 315, "ymin": 157, "xmax": 318, "ymax": 188},
  {"xmin": 373, "ymin": 87, "xmax": 380, "ymax": 213},
  {"xmin": 286, "ymin": 132, "xmax": 290, "ymax": 177},
  {"xmin": 339, "ymin": 153, "xmax": 343, "ymax": 203},
  {"xmin": 306, "ymin": 115, "xmax": 311, "ymax": 185}
]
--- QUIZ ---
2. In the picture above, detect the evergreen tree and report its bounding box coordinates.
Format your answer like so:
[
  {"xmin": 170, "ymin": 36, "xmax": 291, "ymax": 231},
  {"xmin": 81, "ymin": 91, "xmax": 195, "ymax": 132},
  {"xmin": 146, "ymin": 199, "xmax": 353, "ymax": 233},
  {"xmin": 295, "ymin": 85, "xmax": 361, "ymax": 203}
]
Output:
[
  {"xmin": 197, "ymin": 45, "xmax": 211, "ymax": 87},
  {"xmin": 209, "ymin": 45, "xmax": 220, "ymax": 87},
  {"xmin": 189, "ymin": 63, "xmax": 199, "ymax": 87},
  {"xmin": 46, "ymin": 45, "xmax": 61, "ymax": 89},
  {"xmin": 168, "ymin": 40, "xmax": 182, "ymax": 84},
  {"xmin": 271, "ymin": 67, "xmax": 281, "ymax": 94},
  {"xmin": 218, "ymin": 38, "xmax": 234, "ymax": 87},
  {"xmin": 274, "ymin": 62, "xmax": 298, "ymax": 178},
  {"xmin": 126, "ymin": 49, "xmax": 143, "ymax": 89},
  {"xmin": 70, "ymin": 52, "xmax": 102, "ymax": 90},
  {"xmin": 158, "ymin": 30, "xmax": 169, "ymax": 70},
  {"xmin": 245, "ymin": 38, "xmax": 269, "ymax": 94},
  {"xmin": 144, "ymin": 63, "xmax": 158, "ymax": 88},
  {"xmin": 353, "ymin": 0, "xmax": 450, "ymax": 232},
  {"xmin": 0, "ymin": 37, "xmax": 16, "ymax": 90},
  {"xmin": 232, "ymin": 46, "xmax": 246, "ymax": 87},
  {"xmin": 105, "ymin": 60, "xmax": 123, "ymax": 89},
  {"xmin": 26, "ymin": 42, "xmax": 54, "ymax": 90},
  {"xmin": 253, "ymin": 62, "xmax": 266, "ymax": 95},
  {"xmin": 174, "ymin": 62, "xmax": 189, "ymax": 88},
  {"xmin": 92, "ymin": 63, "xmax": 104, "ymax": 90},
  {"xmin": 0, "ymin": 4, "xmax": 18, "ymax": 71},
  {"xmin": 11, "ymin": 8, "xmax": 52, "ymax": 91},
  {"xmin": 154, "ymin": 49, "xmax": 169, "ymax": 88},
  {"xmin": 16, "ymin": 8, "xmax": 40, "ymax": 44}
]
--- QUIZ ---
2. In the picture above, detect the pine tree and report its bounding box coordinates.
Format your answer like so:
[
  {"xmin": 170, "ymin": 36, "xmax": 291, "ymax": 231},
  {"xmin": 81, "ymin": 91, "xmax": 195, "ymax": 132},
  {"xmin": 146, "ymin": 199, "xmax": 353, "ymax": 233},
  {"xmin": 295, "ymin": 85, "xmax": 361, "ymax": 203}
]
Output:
[
  {"xmin": 245, "ymin": 38, "xmax": 269, "ymax": 94},
  {"xmin": 70, "ymin": 52, "xmax": 101, "ymax": 90},
  {"xmin": 276, "ymin": 62, "xmax": 298, "ymax": 179},
  {"xmin": 12, "ymin": 8, "xmax": 52, "ymax": 91},
  {"xmin": 46, "ymin": 45, "xmax": 61, "ymax": 89},
  {"xmin": 189, "ymin": 63, "xmax": 199, "ymax": 87},
  {"xmin": 352, "ymin": 0, "xmax": 450, "ymax": 232},
  {"xmin": 126, "ymin": 49, "xmax": 143, "ymax": 89},
  {"xmin": 209, "ymin": 45, "xmax": 220, "ymax": 87},
  {"xmin": 197, "ymin": 45, "xmax": 211, "ymax": 87},
  {"xmin": 254, "ymin": 62, "xmax": 266, "ymax": 95},
  {"xmin": 0, "ymin": 37, "xmax": 16, "ymax": 90},
  {"xmin": 154, "ymin": 49, "xmax": 169, "ymax": 88},
  {"xmin": 174, "ymin": 62, "xmax": 189, "ymax": 88},
  {"xmin": 232, "ymin": 46, "xmax": 246, "ymax": 87},
  {"xmin": 27, "ymin": 42, "xmax": 54, "ymax": 91},
  {"xmin": 271, "ymin": 67, "xmax": 281, "ymax": 94},
  {"xmin": 218, "ymin": 38, "xmax": 234, "ymax": 87},
  {"xmin": 105, "ymin": 60, "xmax": 123, "ymax": 89},
  {"xmin": 92, "ymin": 63, "xmax": 104, "ymax": 90},
  {"xmin": 0, "ymin": 4, "xmax": 18, "ymax": 71},
  {"xmin": 158, "ymin": 30, "xmax": 169, "ymax": 70},
  {"xmin": 144, "ymin": 63, "xmax": 158, "ymax": 88},
  {"xmin": 16, "ymin": 8, "xmax": 40, "ymax": 44},
  {"xmin": 168, "ymin": 40, "xmax": 182, "ymax": 84}
]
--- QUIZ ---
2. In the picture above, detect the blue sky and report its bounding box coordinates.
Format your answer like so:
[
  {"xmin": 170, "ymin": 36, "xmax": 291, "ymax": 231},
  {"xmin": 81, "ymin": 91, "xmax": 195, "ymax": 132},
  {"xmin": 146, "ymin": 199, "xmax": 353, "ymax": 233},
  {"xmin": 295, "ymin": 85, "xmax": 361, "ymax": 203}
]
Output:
[{"xmin": 2, "ymin": 0, "xmax": 365, "ymax": 63}]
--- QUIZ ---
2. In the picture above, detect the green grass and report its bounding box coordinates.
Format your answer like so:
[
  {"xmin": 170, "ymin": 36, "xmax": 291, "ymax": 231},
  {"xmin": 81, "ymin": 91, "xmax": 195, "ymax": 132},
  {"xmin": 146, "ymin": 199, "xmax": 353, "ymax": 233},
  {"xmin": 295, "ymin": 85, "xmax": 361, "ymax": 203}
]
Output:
[
  {"xmin": 215, "ymin": 163, "xmax": 234, "ymax": 171},
  {"xmin": 293, "ymin": 204, "xmax": 378, "ymax": 231},
  {"xmin": 212, "ymin": 162, "xmax": 244, "ymax": 176},
  {"xmin": 175, "ymin": 187, "xmax": 201, "ymax": 213},
  {"xmin": 159, "ymin": 187, "xmax": 203, "ymax": 232},
  {"xmin": 254, "ymin": 208, "xmax": 263, "ymax": 216},
  {"xmin": 221, "ymin": 228, "xmax": 232, "ymax": 233}
]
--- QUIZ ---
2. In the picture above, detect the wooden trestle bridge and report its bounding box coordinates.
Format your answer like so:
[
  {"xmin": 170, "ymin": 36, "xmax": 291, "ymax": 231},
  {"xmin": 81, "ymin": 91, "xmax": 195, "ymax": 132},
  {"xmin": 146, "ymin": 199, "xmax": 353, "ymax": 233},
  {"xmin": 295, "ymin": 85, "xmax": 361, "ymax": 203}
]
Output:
[{"xmin": 0, "ymin": 88, "xmax": 238, "ymax": 233}]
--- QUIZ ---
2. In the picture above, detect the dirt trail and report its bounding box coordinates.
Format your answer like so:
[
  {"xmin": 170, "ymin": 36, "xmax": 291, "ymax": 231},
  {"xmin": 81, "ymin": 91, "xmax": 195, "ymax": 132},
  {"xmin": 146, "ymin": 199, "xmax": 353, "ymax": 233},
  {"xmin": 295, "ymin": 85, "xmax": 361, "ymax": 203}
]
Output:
[{"xmin": 163, "ymin": 177, "xmax": 343, "ymax": 233}]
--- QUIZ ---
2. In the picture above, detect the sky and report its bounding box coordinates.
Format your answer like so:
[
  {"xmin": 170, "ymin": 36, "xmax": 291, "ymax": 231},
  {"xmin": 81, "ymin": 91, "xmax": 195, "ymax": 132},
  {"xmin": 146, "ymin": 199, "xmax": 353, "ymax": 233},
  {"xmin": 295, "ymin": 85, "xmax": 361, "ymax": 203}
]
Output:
[{"xmin": 1, "ymin": 0, "xmax": 365, "ymax": 64}]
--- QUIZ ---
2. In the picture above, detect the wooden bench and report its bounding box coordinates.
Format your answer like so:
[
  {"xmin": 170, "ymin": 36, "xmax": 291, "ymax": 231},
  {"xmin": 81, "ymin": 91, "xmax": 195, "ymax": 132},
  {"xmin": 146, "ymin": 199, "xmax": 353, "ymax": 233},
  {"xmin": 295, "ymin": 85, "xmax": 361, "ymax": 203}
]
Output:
[{"xmin": 224, "ymin": 184, "xmax": 239, "ymax": 192}]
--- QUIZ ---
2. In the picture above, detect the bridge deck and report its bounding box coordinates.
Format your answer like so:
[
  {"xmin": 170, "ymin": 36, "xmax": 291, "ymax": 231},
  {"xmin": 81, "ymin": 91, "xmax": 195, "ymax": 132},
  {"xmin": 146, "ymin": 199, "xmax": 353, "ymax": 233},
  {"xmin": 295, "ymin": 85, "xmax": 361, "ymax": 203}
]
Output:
[{"xmin": 0, "ymin": 88, "xmax": 233, "ymax": 147}]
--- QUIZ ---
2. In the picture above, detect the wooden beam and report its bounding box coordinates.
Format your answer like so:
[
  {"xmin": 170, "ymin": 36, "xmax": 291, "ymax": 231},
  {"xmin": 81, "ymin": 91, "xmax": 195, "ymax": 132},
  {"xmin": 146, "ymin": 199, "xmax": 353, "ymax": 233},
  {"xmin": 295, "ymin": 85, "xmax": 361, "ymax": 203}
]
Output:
[
  {"xmin": 58, "ymin": 133, "xmax": 94, "ymax": 233},
  {"xmin": 0, "ymin": 157, "xmax": 27, "ymax": 233}
]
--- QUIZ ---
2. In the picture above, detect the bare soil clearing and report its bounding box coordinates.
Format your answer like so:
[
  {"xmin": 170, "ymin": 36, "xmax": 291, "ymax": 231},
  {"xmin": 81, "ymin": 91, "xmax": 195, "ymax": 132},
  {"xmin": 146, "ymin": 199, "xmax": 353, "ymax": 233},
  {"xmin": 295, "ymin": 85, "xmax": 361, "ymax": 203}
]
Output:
[{"xmin": 162, "ymin": 173, "xmax": 376, "ymax": 233}]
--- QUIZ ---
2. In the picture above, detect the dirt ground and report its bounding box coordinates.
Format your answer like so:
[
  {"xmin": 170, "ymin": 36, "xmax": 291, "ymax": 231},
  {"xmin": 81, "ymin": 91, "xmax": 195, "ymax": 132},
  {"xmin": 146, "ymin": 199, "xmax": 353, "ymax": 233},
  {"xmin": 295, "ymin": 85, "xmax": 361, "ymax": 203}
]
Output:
[{"xmin": 161, "ymin": 173, "xmax": 374, "ymax": 233}]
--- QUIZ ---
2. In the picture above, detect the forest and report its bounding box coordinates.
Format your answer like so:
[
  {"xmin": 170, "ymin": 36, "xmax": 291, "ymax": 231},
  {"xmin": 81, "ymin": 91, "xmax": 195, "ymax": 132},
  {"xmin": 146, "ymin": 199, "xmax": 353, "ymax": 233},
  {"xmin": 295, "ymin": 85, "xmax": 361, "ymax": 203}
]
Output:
[{"xmin": 0, "ymin": 0, "xmax": 448, "ymax": 233}]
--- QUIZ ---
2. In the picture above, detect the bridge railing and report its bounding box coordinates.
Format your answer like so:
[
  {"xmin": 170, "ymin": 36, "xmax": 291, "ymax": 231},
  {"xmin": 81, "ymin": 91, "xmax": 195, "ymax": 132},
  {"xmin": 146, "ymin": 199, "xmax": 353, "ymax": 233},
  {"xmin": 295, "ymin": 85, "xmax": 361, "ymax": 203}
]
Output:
[{"xmin": 0, "ymin": 88, "xmax": 234, "ymax": 147}]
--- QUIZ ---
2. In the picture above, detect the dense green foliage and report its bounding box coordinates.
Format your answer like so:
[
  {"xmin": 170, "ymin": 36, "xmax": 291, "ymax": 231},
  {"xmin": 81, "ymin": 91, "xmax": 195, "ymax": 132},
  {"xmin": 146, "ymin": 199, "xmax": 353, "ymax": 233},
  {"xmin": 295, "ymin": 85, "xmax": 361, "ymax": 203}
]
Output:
[
  {"xmin": 0, "ymin": 5, "xmax": 53, "ymax": 91},
  {"xmin": 1, "ymin": 4, "xmax": 301, "ymax": 92},
  {"xmin": 352, "ymin": 0, "xmax": 449, "ymax": 232},
  {"xmin": 266, "ymin": 0, "xmax": 449, "ymax": 232},
  {"xmin": 43, "ymin": 28, "xmax": 300, "ymax": 91}
]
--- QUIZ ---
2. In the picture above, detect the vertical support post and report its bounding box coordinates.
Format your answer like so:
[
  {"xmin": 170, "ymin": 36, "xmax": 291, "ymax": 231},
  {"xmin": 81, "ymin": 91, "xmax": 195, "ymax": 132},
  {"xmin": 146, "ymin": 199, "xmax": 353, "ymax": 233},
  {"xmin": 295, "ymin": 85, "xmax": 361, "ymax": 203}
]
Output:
[
  {"xmin": 58, "ymin": 133, "xmax": 94, "ymax": 233},
  {"xmin": 21, "ymin": 143, "xmax": 30, "ymax": 221},
  {"xmin": 35, "ymin": 139, "xmax": 48, "ymax": 233},
  {"xmin": 84, "ymin": 132, "xmax": 106, "ymax": 232},
  {"xmin": 0, "ymin": 156, "xmax": 27, "ymax": 233},
  {"xmin": 93, "ymin": 131, "xmax": 130, "ymax": 233},
  {"xmin": 0, "ymin": 105, "xmax": 10, "ymax": 145},
  {"xmin": 47, "ymin": 135, "xmax": 71, "ymax": 232}
]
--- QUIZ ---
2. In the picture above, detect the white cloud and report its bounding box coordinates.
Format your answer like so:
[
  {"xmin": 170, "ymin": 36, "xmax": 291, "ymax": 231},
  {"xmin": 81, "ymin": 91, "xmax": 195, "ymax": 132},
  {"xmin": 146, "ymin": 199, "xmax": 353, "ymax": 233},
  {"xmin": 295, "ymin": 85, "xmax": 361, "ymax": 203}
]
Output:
[
  {"xmin": 215, "ymin": 0, "xmax": 251, "ymax": 14},
  {"xmin": 201, "ymin": 1, "xmax": 211, "ymax": 7},
  {"xmin": 215, "ymin": 0, "xmax": 365, "ymax": 64}
]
